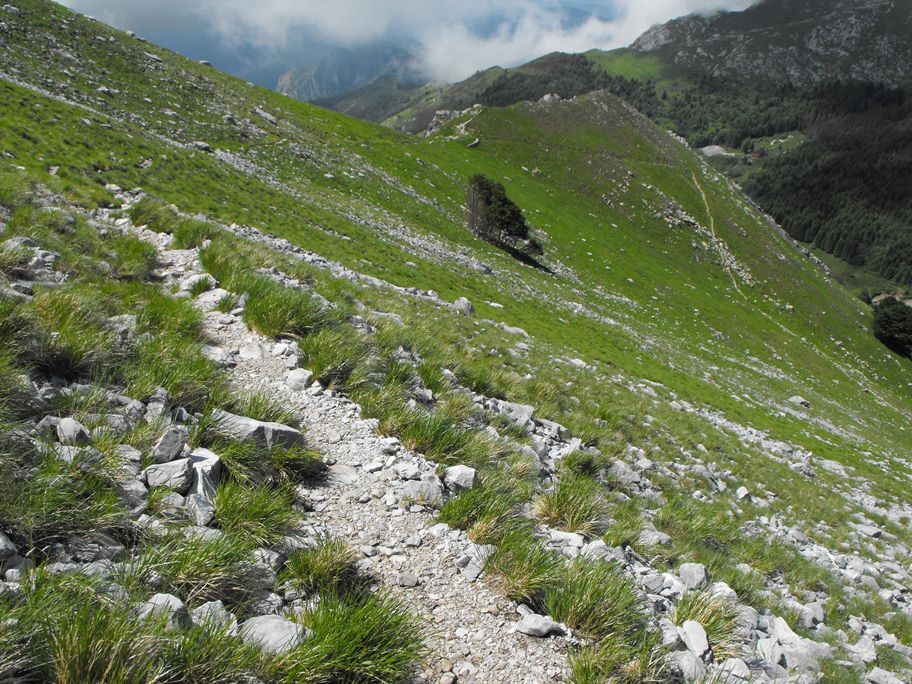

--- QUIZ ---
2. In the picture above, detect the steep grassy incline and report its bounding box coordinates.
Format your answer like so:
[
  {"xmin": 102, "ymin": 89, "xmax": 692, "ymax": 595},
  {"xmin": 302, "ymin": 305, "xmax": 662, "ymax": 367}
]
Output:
[
  {"xmin": 3, "ymin": 4, "xmax": 912, "ymax": 679},
  {"xmin": 1, "ymin": 0, "xmax": 910, "ymax": 478}
]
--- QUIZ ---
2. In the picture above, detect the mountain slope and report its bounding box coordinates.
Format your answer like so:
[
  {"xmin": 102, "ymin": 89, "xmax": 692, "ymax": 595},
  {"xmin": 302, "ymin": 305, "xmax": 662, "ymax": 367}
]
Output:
[
  {"xmin": 276, "ymin": 42, "xmax": 422, "ymax": 103},
  {"xmin": 632, "ymin": 0, "xmax": 912, "ymax": 86},
  {"xmin": 2, "ymin": 1, "xmax": 912, "ymax": 682}
]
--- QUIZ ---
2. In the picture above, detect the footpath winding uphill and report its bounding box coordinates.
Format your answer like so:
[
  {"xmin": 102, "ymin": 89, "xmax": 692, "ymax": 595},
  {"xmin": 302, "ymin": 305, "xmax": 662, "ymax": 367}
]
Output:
[{"xmin": 112, "ymin": 196, "xmax": 572, "ymax": 683}]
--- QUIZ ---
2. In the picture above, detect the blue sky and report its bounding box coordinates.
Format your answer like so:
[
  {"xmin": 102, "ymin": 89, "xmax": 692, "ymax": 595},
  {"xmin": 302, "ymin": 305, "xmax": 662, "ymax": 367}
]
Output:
[{"xmin": 60, "ymin": 1, "xmax": 753, "ymax": 85}]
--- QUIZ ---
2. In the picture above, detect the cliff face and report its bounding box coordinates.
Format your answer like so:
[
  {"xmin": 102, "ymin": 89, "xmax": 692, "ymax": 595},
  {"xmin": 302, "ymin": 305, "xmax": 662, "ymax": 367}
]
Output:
[{"xmin": 632, "ymin": 0, "xmax": 912, "ymax": 85}]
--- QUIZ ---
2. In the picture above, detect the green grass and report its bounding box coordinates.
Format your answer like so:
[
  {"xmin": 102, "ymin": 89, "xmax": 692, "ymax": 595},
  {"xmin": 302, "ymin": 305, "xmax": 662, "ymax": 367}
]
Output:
[
  {"xmin": 125, "ymin": 535, "xmax": 258, "ymax": 608},
  {"xmin": 670, "ymin": 590, "xmax": 743, "ymax": 661},
  {"xmin": 1, "ymin": 2, "xmax": 912, "ymax": 672},
  {"xmin": 533, "ymin": 473, "xmax": 609, "ymax": 537},
  {"xmin": 274, "ymin": 591, "xmax": 428, "ymax": 684},
  {"xmin": 282, "ymin": 535, "xmax": 361, "ymax": 595},
  {"xmin": 213, "ymin": 480, "xmax": 298, "ymax": 547},
  {"xmin": 545, "ymin": 558, "xmax": 643, "ymax": 641}
]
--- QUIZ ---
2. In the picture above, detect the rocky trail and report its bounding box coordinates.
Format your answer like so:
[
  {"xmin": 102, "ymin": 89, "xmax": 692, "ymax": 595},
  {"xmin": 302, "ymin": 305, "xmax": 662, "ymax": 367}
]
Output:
[{"xmin": 117, "ymin": 204, "xmax": 572, "ymax": 683}]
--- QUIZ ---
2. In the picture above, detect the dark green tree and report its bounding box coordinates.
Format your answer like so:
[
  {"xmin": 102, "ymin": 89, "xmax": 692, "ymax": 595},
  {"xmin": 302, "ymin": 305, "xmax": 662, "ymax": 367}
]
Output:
[
  {"xmin": 466, "ymin": 174, "xmax": 542, "ymax": 258},
  {"xmin": 872, "ymin": 297, "xmax": 912, "ymax": 358}
]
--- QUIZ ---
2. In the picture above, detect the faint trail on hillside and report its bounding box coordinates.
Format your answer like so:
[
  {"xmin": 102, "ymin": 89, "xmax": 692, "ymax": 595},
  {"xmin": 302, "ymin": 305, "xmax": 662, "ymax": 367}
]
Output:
[{"xmin": 692, "ymin": 172, "xmax": 745, "ymax": 298}]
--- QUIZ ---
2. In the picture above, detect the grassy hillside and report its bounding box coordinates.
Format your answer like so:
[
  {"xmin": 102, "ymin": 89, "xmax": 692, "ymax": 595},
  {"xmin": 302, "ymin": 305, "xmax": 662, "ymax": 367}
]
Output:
[{"xmin": 2, "ymin": 1, "xmax": 912, "ymax": 681}]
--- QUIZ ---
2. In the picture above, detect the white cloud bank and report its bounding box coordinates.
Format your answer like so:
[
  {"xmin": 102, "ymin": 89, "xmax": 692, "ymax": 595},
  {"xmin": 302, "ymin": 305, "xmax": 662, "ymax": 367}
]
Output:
[{"xmin": 61, "ymin": 0, "xmax": 754, "ymax": 82}]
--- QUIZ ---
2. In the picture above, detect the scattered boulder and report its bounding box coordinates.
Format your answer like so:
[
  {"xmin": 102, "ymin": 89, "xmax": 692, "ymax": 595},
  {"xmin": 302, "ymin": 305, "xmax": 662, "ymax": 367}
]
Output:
[
  {"xmin": 143, "ymin": 458, "xmax": 193, "ymax": 494},
  {"xmin": 185, "ymin": 447, "xmax": 222, "ymax": 526},
  {"xmin": 136, "ymin": 593, "xmax": 190, "ymax": 630},
  {"xmin": 150, "ymin": 425, "xmax": 188, "ymax": 463},
  {"xmin": 212, "ymin": 409, "xmax": 305, "ymax": 449},
  {"xmin": 678, "ymin": 562, "xmax": 709, "ymax": 591},
  {"xmin": 453, "ymin": 297, "xmax": 474, "ymax": 315},
  {"xmin": 191, "ymin": 600, "xmax": 237, "ymax": 635},
  {"xmin": 789, "ymin": 395, "xmax": 810, "ymax": 409},
  {"xmin": 0, "ymin": 531, "xmax": 17, "ymax": 561},
  {"xmin": 513, "ymin": 614, "xmax": 565, "ymax": 638},
  {"xmin": 56, "ymin": 417, "xmax": 90, "ymax": 445},
  {"xmin": 401, "ymin": 473, "xmax": 445, "ymax": 505},
  {"xmin": 286, "ymin": 368, "xmax": 313, "ymax": 392},
  {"xmin": 201, "ymin": 344, "xmax": 235, "ymax": 367},
  {"xmin": 866, "ymin": 667, "xmax": 905, "ymax": 684},
  {"xmin": 671, "ymin": 650, "xmax": 705, "ymax": 680},
  {"xmin": 679, "ymin": 620, "xmax": 709, "ymax": 657},
  {"xmin": 443, "ymin": 465, "xmax": 476, "ymax": 492}
]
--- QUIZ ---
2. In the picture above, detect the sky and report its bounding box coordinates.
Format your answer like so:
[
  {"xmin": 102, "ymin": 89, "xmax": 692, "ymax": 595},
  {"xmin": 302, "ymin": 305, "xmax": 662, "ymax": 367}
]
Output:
[{"xmin": 59, "ymin": 0, "xmax": 754, "ymax": 86}]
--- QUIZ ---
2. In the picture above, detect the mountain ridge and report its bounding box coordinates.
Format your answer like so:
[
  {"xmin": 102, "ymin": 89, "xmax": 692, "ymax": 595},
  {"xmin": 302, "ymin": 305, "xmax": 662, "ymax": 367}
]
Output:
[{"xmin": 632, "ymin": 0, "xmax": 912, "ymax": 86}]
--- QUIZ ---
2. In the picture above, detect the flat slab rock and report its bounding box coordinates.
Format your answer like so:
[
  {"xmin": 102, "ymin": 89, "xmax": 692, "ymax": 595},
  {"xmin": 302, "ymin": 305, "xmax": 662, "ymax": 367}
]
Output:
[
  {"xmin": 212, "ymin": 409, "xmax": 305, "ymax": 449},
  {"xmin": 238, "ymin": 615, "xmax": 308, "ymax": 654}
]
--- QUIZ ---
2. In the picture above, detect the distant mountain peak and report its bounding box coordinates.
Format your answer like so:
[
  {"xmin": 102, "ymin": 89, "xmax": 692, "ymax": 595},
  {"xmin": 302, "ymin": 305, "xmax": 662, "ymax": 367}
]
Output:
[{"xmin": 277, "ymin": 42, "xmax": 423, "ymax": 102}]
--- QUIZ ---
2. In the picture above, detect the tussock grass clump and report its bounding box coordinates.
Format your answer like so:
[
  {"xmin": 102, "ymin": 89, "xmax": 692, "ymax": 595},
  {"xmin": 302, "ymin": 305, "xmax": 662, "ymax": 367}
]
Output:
[
  {"xmin": 437, "ymin": 476, "xmax": 521, "ymax": 532},
  {"xmin": 483, "ymin": 525, "xmax": 561, "ymax": 604},
  {"xmin": 107, "ymin": 234, "xmax": 158, "ymax": 281},
  {"xmin": 533, "ymin": 473, "xmax": 609, "ymax": 537},
  {"xmin": 126, "ymin": 535, "xmax": 257, "ymax": 608},
  {"xmin": 228, "ymin": 391, "xmax": 299, "ymax": 427},
  {"xmin": 282, "ymin": 535, "xmax": 361, "ymax": 595},
  {"xmin": 670, "ymin": 590, "xmax": 742, "ymax": 661},
  {"xmin": 243, "ymin": 283, "xmax": 332, "ymax": 339},
  {"xmin": 654, "ymin": 493, "xmax": 740, "ymax": 555},
  {"xmin": 299, "ymin": 327, "xmax": 368, "ymax": 389},
  {"xmin": 274, "ymin": 591, "xmax": 428, "ymax": 684},
  {"xmin": 160, "ymin": 624, "xmax": 263, "ymax": 684},
  {"xmin": 208, "ymin": 437, "xmax": 323, "ymax": 486},
  {"xmin": 29, "ymin": 289, "xmax": 119, "ymax": 380},
  {"xmin": 0, "ymin": 450, "xmax": 131, "ymax": 555},
  {"xmin": 125, "ymin": 336, "xmax": 222, "ymax": 412},
  {"xmin": 128, "ymin": 196, "xmax": 179, "ymax": 233},
  {"xmin": 2, "ymin": 572, "xmax": 163, "ymax": 684},
  {"xmin": 0, "ymin": 168, "xmax": 29, "ymax": 209},
  {"xmin": 560, "ymin": 449, "xmax": 603, "ymax": 477},
  {"xmin": 603, "ymin": 499, "xmax": 644, "ymax": 548},
  {"xmin": 171, "ymin": 219, "xmax": 220, "ymax": 249},
  {"xmin": 569, "ymin": 630, "xmax": 667, "ymax": 684},
  {"xmin": 214, "ymin": 481, "xmax": 297, "ymax": 547},
  {"xmin": 545, "ymin": 558, "xmax": 643, "ymax": 640}
]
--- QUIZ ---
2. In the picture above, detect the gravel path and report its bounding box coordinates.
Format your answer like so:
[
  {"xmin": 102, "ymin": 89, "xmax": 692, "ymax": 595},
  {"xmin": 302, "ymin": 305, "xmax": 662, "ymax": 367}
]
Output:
[{"xmin": 133, "ymin": 230, "xmax": 573, "ymax": 683}]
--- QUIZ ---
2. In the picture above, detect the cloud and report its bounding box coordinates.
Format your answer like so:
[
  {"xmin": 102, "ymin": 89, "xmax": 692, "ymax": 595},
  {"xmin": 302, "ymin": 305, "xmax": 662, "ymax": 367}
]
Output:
[{"xmin": 60, "ymin": 0, "xmax": 755, "ymax": 82}]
